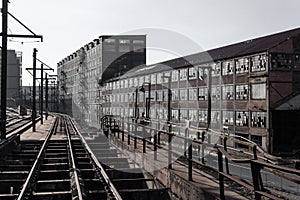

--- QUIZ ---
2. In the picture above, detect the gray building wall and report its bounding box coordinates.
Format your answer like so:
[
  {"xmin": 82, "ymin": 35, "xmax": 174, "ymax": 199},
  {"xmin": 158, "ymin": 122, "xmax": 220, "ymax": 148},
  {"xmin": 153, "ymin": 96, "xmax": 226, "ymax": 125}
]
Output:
[{"xmin": 0, "ymin": 50, "xmax": 22, "ymax": 107}]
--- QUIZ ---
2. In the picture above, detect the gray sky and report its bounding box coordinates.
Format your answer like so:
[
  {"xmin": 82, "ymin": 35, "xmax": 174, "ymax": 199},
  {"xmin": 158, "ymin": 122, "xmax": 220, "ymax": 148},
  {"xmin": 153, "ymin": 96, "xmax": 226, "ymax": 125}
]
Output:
[{"xmin": 4, "ymin": 0, "xmax": 300, "ymax": 85}]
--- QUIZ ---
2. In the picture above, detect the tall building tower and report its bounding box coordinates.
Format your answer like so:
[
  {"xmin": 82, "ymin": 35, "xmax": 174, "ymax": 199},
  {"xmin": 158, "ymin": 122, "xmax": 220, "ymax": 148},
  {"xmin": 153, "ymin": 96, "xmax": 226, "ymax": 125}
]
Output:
[{"xmin": 57, "ymin": 35, "xmax": 146, "ymax": 125}]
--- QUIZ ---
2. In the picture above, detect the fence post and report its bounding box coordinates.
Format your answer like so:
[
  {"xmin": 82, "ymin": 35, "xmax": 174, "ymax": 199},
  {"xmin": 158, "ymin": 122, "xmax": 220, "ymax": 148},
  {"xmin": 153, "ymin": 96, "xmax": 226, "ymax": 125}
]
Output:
[
  {"xmin": 134, "ymin": 122, "xmax": 137, "ymax": 149},
  {"xmin": 168, "ymin": 124, "xmax": 172, "ymax": 169},
  {"xmin": 188, "ymin": 138, "xmax": 193, "ymax": 181},
  {"xmin": 218, "ymin": 148, "xmax": 225, "ymax": 200},
  {"xmin": 201, "ymin": 131, "xmax": 205, "ymax": 164},
  {"xmin": 143, "ymin": 125, "xmax": 146, "ymax": 153},
  {"xmin": 184, "ymin": 128, "xmax": 188, "ymax": 157},
  {"xmin": 157, "ymin": 122, "xmax": 161, "ymax": 145},
  {"xmin": 154, "ymin": 129, "xmax": 157, "ymax": 160},
  {"xmin": 224, "ymin": 137, "xmax": 230, "ymax": 174},
  {"xmin": 251, "ymin": 145, "xmax": 262, "ymax": 200}
]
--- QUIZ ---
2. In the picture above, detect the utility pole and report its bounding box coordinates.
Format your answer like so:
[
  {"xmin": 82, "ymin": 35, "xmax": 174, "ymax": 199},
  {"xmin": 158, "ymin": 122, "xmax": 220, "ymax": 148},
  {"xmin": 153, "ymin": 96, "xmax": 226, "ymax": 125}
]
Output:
[
  {"xmin": 0, "ymin": 1, "xmax": 42, "ymax": 137},
  {"xmin": 0, "ymin": 0, "xmax": 8, "ymax": 140},
  {"xmin": 40, "ymin": 64, "xmax": 43, "ymax": 124},
  {"xmin": 45, "ymin": 74, "xmax": 48, "ymax": 120},
  {"xmin": 32, "ymin": 48, "xmax": 37, "ymax": 132}
]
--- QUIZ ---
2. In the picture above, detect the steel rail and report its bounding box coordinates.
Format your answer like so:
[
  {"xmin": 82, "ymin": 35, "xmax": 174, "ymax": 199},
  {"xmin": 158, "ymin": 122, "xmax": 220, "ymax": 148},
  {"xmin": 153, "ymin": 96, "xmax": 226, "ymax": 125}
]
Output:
[
  {"xmin": 68, "ymin": 116, "xmax": 123, "ymax": 200},
  {"xmin": 17, "ymin": 116, "xmax": 59, "ymax": 200},
  {"xmin": 64, "ymin": 117, "xmax": 85, "ymax": 200}
]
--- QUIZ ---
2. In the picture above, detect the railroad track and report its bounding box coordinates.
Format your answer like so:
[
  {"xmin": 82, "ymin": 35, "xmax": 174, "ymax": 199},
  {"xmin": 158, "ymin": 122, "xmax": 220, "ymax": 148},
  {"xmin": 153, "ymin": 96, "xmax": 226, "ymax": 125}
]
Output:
[
  {"xmin": 6, "ymin": 117, "xmax": 32, "ymax": 134},
  {"xmin": 0, "ymin": 115, "xmax": 169, "ymax": 200}
]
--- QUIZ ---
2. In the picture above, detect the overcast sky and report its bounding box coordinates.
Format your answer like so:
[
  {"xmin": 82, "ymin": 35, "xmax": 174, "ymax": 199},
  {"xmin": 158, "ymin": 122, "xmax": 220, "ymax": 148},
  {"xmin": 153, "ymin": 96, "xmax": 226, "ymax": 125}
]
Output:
[{"xmin": 4, "ymin": 0, "xmax": 300, "ymax": 85}]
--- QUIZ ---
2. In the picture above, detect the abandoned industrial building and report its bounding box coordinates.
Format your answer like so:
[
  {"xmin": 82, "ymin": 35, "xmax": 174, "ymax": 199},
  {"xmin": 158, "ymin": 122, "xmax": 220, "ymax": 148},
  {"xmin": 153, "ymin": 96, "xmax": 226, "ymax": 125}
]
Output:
[{"xmin": 58, "ymin": 28, "xmax": 300, "ymax": 154}]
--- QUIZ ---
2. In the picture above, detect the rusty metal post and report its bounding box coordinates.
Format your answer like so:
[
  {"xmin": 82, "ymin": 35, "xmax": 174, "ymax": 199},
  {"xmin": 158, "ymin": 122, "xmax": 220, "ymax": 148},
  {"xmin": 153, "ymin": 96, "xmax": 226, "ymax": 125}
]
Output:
[
  {"xmin": 168, "ymin": 124, "xmax": 172, "ymax": 169},
  {"xmin": 218, "ymin": 149, "xmax": 225, "ymax": 200},
  {"xmin": 184, "ymin": 128, "xmax": 188, "ymax": 157},
  {"xmin": 188, "ymin": 139, "xmax": 193, "ymax": 181},
  {"xmin": 157, "ymin": 121, "xmax": 161, "ymax": 145},
  {"xmin": 154, "ymin": 130, "xmax": 157, "ymax": 160},
  {"xmin": 224, "ymin": 137, "xmax": 230, "ymax": 174},
  {"xmin": 134, "ymin": 136, "xmax": 137, "ymax": 148},
  {"xmin": 121, "ymin": 118, "xmax": 125, "ymax": 141},
  {"xmin": 251, "ymin": 161, "xmax": 262, "ymax": 200},
  {"xmin": 201, "ymin": 131, "xmax": 206, "ymax": 164},
  {"xmin": 143, "ymin": 125, "xmax": 146, "ymax": 153},
  {"xmin": 0, "ymin": 0, "xmax": 8, "ymax": 140},
  {"xmin": 252, "ymin": 145, "xmax": 263, "ymax": 199},
  {"xmin": 143, "ymin": 138, "xmax": 146, "ymax": 153},
  {"xmin": 128, "ymin": 123, "xmax": 131, "ymax": 145},
  {"xmin": 134, "ymin": 122, "xmax": 137, "ymax": 148}
]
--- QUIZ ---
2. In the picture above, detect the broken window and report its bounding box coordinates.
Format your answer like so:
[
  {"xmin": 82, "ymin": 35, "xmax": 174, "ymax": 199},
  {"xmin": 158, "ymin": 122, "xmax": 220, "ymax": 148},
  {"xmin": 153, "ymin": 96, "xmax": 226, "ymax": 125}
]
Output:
[
  {"xmin": 236, "ymin": 85, "xmax": 249, "ymax": 100},
  {"xmin": 236, "ymin": 111, "xmax": 249, "ymax": 126},
  {"xmin": 133, "ymin": 78, "xmax": 138, "ymax": 87},
  {"xmin": 223, "ymin": 111, "xmax": 234, "ymax": 125},
  {"xmin": 156, "ymin": 90, "xmax": 163, "ymax": 101},
  {"xmin": 188, "ymin": 67, "xmax": 197, "ymax": 80},
  {"xmin": 172, "ymin": 70, "xmax": 179, "ymax": 82},
  {"xmin": 163, "ymin": 72, "xmax": 171, "ymax": 83},
  {"xmin": 139, "ymin": 76, "xmax": 144, "ymax": 86},
  {"xmin": 251, "ymin": 54, "xmax": 267, "ymax": 72},
  {"xmin": 212, "ymin": 63, "xmax": 221, "ymax": 77},
  {"xmin": 271, "ymin": 53, "xmax": 293, "ymax": 69},
  {"xmin": 157, "ymin": 73, "xmax": 163, "ymax": 84},
  {"xmin": 211, "ymin": 110, "xmax": 220, "ymax": 124},
  {"xmin": 189, "ymin": 88, "xmax": 198, "ymax": 100},
  {"xmin": 199, "ymin": 110, "xmax": 208, "ymax": 122},
  {"xmin": 198, "ymin": 87, "xmax": 208, "ymax": 100},
  {"xmin": 180, "ymin": 89, "xmax": 188, "ymax": 100},
  {"xmin": 144, "ymin": 75, "xmax": 150, "ymax": 83},
  {"xmin": 235, "ymin": 58, "xmax": 249, "ymax": 74},
  {"xmin": 104, "ymin": 38, "xmax": 115, "ymax": 43},
  {"xmin": 222, "ymin": 61, "xmax": 234, "ymax": 75},
  {"xmin": 179, "ymin": 68, "xmax": 187, "ymax": 80},
  {"xmin": 222, "ymin": 85, "xmax": 234, "ymax": 100},
  {"xmin": 251, "ymin": 83, "xmax": 266, "ymax": 99},
  {"xmin": 172, "ymin": 109, "xmax": 179, "ymax": 120},
  {"xmin": 211, "ymin": 86, "xmax": 221, "ymax": 100},
  {"xmin": 119, "ymin": 39, "xmax": 130, "ymax": 44},
  {"xmin": 198, "ymin": 67, "xmax": 209, "ymax": 80},
  {"xmin": 171, "ymin": 89, "xmax": 179, "ymax": 100},
  {"xmin": 189, "ymin": 110, "xmax": 198, "ymax": 121},
  {"xmin": 180, "ymin": 109, "xmax": 188, "ymax": 120},
  {"xmin": 151, "ymin": 74, "xmax": 156, "ymax": 85},
  {"xmin": 251, "ymin": 112, "xmax": 266, "ymax": 128}
]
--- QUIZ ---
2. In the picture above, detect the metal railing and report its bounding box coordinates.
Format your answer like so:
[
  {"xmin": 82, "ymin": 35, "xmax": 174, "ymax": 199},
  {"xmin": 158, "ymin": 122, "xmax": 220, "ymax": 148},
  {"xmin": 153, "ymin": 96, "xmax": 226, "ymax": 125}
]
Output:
[{"xmin": 101, "ymin": 115, "xmax": 300, "ymax": 200}]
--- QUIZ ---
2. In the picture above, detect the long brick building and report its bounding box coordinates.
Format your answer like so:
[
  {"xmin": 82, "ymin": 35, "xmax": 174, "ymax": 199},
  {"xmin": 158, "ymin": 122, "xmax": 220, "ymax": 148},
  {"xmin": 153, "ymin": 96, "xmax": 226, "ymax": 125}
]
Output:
[{"xmin": 58, "ymin": 28, "xmax": 300, "ymax": 154}]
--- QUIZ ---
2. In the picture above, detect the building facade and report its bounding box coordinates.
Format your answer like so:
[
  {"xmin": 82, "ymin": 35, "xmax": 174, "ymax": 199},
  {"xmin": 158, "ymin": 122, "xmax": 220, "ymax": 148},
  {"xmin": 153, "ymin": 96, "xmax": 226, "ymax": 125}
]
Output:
[
  {"xmin": 0, "ymin": 50, "xmax": 22, "ymax": 107},
  {"xmin": 57, "ymin": 35, "xmax": 146, "ymax": 124},
  {"xmin": 58, "ymin": 28, "xmax": 300, "ymax": 154},
  {"xmin": 100, "ymin": 28, "xmax": 300, "ymax": 154}
]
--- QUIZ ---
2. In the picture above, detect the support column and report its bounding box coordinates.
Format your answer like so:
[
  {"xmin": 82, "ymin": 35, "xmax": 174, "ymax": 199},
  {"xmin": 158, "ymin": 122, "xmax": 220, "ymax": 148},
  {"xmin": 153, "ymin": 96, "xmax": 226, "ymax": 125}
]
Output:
[{"xmin": 0, "ymin": 0, "xmax": 8, "ymax": 140}]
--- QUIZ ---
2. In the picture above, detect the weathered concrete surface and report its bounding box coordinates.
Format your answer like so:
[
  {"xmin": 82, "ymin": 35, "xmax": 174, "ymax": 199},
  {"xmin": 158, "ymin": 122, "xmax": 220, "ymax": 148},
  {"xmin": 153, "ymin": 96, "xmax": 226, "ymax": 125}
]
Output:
[{"xmin": 110, "ymin": 135, "xmax": 249, "ymax": 200}]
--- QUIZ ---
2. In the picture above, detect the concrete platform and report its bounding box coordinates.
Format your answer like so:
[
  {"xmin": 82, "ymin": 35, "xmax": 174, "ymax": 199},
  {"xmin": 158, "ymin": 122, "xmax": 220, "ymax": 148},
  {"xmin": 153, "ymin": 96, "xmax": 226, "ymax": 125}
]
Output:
[
  {"xmin": 110, "ymin": 134, "xmax": 250, "ymax": 200},
  {"xmin": 21, "ymin": 116, "xmax": 56, "ymax": 141}
]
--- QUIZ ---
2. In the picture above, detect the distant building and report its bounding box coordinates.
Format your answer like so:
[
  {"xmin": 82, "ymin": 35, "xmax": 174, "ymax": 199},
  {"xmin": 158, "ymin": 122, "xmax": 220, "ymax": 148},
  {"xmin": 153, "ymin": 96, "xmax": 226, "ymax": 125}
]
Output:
[
  {"xmin": 0, "ymin": 50, "xmax": 22, "ymax": 107},
  {"xmin": 57, "ymin": 35, "xmax": 146, "ymax": 123},
  {"xmin": 21, "ymin": 84, "xmax": 58, "ymax": 112}
]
